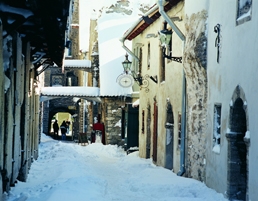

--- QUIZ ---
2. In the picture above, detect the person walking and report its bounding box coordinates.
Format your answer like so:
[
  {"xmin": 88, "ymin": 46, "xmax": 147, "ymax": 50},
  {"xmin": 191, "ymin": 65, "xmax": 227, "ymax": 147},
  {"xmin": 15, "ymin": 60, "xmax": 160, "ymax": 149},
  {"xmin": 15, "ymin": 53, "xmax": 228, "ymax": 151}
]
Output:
[
  {"xmin": 65, "ymin": 119, "xmax": 71, "ymax": 135},
  {"xmin": 53, "ymin": 120, "xmax": 59, "ymax": 139},
  {"xmin": 60, "ymin": 121, "xmax": 67, "ymax": 140}
]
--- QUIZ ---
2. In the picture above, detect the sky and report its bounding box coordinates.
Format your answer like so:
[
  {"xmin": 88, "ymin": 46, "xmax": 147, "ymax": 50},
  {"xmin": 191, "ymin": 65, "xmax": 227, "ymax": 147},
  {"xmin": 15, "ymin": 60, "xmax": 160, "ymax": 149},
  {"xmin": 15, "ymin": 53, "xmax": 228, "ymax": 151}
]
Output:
[{"xmin": 4, "ymin": 133, "xmax": 227, "ymax": 201}]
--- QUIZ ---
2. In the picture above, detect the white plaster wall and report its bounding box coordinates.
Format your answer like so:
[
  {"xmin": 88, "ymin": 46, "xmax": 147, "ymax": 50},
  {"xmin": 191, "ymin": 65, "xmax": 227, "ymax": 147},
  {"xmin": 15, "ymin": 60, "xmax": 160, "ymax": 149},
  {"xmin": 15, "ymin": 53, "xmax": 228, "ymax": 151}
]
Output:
[
  {"xmin": 185, "ymin": 0, "xmax": 208, "ymax": 16},
  {"xmin": 206, "ymin": 0, "xmax": 258, "ymax": 199},
  {"xmin": 134, "ymin": 2, "xmax": 184, "ymax": 172}
]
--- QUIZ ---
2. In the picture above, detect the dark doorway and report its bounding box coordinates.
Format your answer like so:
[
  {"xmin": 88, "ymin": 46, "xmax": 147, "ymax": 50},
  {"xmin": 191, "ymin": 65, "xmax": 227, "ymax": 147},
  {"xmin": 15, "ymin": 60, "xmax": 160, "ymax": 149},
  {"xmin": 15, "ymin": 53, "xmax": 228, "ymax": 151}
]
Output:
[
  {"xmin": 126, "ymin": 104, "xmax": 139, "ymax": 150},
  {"xmin": 227, "ymin": 98, "xmax": 247, "ymax": 201},
  {"xmin": 152, "ymin": 101, "xmax": 158, "ymax": 162},
  {"xmin": 146, "ymin": 104, "xmax": 151, "ymax": 159},
  {"xmin": 165, "ymin": 102, "xmax": 174, "ymax": 170}
]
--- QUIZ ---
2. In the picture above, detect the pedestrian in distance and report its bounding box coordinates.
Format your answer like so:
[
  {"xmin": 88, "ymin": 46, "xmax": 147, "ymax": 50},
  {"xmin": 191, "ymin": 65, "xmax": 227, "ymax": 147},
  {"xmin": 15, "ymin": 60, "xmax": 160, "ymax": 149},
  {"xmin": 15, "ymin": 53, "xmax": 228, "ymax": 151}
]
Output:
[
  {"xmin": 53, "ymin": 120, "xmax": 59, "ymax": 139},
  {"xmin": 60, "ymin": 121, "xmax": 67, "ymax": 140},
  {"xmin": 65, "ymin": 119, "xmax": 71, "ymax": 135}
]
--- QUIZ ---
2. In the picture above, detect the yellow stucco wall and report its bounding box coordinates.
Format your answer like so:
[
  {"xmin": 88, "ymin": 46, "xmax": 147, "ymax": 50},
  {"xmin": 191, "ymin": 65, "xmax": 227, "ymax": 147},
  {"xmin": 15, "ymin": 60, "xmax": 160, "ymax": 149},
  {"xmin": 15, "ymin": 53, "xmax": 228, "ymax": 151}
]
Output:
[{"xmin": 132, "ymin": 2, "xmax": 185, "ymax": 172}]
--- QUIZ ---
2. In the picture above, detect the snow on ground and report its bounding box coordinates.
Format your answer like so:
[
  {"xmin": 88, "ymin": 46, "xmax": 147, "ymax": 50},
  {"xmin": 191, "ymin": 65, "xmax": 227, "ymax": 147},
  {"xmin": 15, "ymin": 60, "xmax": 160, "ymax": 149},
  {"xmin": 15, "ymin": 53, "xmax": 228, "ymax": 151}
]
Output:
[{"xmin": 4, "ymin": 134, "xmax": 227, "ymax": 201}]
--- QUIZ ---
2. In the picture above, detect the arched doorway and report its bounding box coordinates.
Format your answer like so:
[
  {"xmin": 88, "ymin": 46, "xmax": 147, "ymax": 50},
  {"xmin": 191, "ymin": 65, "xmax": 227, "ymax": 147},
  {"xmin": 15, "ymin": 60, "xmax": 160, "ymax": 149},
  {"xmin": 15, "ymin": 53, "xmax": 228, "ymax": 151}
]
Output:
[
  {"xmin": 165, "ymin": 102, "xmax": 174, "ymax": 170},
  {"xmin": 146, "ymin": 103, "xmax": 151, "ymax": 159},
  {"xmin": 49, "ymin": 107, "xmax": 77, "ymax": 141},
  {"xmin": 50, "ymin": 112, "xmax": 73, "ymax": 139},
  {"xmin": 226, "ymin": 86, "xmax": 249, "ymax": 201}
]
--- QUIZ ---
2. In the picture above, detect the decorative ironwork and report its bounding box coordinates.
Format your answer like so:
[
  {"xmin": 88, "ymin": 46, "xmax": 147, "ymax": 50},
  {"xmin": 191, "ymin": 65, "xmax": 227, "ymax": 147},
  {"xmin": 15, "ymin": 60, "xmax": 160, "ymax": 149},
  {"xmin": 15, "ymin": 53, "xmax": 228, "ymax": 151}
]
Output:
[
  {"xmin": 214, "ymin": 24, "xmax": 221, "ymax": 63},
  {"xmin": 121, "ymin": 54, "xmax": 150, "ymax": 92},
  {"xmin": 133, "ymin": 73, "xmax": 149, "ymax": 93},
  {"xmin": 159, "ymin": 22, "xmax": 182, "ymax": 63}
]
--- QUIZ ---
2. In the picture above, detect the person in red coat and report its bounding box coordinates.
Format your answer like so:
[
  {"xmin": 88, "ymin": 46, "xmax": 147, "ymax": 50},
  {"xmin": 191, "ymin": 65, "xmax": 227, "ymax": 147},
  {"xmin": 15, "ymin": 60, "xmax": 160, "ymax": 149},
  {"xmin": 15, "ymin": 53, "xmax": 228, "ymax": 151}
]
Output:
[{"xmin": 93, "ymin": 121, "xmax": 105, "ymax": 144}]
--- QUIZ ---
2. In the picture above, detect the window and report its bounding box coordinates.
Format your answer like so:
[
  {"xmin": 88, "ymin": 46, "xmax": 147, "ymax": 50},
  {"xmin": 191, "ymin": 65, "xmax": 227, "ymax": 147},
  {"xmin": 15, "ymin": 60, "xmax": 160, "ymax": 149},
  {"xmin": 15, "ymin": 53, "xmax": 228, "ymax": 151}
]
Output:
[
  {"xmin": 134, "ymin": 47, "xmax": 141, "ymax": 74},
  {"xmin": 147, "ymin": 43, "xmax": 150, "ymax": 69},
  {"xmin": 66, "ymin": 71, "xmax": 78, "ymax": 86},
  {"xmin": 236, "ymin": 0, "xmax": 252, "ymax": 25},
  {"xmin": 133, "ymin": 48, "xmax": 136, "ymax": 71},
  {"xmin": 139, "ymin": 47, "xmax": 142, "ymax": 74},
  {"xmin": 67, "ymin": 77, "xmax": 72, "ymax": 86},
  {"xmin": 178, "ymin": 112, "xmax": 181, "ymax": 147},
  {"xmin": 167, "ymin": 31, "xmax": 172, "ymax": 64},
  {"xmin": 141, "ymin": 110, "xmax": 145, "ymax": 134},
  {"xmin": 51, "ymin": 75, "xmax": 64, "ymax": 86},
  {"xmin": 160, "ymin": 47, "xmax": 165, "ymax": 82},
  {"xmin": 213, "ymin": 104, "xmax": 221, "ymax": 147}
]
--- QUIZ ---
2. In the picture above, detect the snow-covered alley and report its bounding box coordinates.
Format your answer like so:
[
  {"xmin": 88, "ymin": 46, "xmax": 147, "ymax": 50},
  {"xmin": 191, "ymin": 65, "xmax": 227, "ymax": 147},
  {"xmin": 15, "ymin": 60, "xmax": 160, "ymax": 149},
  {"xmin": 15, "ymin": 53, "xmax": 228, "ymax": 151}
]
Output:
[{"xmin": 4, "ymin": 134, "xmax": 227, "ymax": 201}]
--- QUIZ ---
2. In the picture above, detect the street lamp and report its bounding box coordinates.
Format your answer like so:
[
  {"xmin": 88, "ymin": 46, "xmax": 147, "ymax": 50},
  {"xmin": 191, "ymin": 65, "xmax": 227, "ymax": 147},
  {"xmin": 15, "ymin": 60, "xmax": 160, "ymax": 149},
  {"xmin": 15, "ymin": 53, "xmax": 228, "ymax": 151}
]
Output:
[
  {"xmin": 119, "ymin": 54, "xmax": 150, "ymax": 92},
  {"xmin": 121, "ymin": 53, "xmax": 132, "ymax": 73},
  {"xmin": 159, "ymin": 22, "xmax": 182, "ymax": 63}
]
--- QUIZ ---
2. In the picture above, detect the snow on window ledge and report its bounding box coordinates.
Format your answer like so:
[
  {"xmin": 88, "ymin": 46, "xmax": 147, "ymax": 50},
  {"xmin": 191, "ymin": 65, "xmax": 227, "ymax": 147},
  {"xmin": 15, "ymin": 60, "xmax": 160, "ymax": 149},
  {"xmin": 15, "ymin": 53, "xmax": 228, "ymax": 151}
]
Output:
[
  {"xmin": 212, "ymin": 144, "xmax": 220, "ymax": 154},
  {"xmin": 244, "ymin": 130, "xmax": 250, "ymax": 139},
  {"xmin": 236, "ymin": 6, "xmax": 251, "ymax": 26}
]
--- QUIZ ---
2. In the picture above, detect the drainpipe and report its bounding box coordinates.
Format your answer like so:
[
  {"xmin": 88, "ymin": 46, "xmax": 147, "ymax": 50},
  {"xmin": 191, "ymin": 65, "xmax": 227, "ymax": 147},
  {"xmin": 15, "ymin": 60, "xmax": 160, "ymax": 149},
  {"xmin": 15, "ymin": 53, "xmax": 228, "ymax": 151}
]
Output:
[
  {"xmin": 157, "ymin": 0, "xmax": 185, "ymax": 41},
  {"xmin": 177, "ymin": 72, "xmax": 186, "ymax": 176},
  {"xmin": 157, "ymin": 0, "xmax": 186, "ymax": 176}
]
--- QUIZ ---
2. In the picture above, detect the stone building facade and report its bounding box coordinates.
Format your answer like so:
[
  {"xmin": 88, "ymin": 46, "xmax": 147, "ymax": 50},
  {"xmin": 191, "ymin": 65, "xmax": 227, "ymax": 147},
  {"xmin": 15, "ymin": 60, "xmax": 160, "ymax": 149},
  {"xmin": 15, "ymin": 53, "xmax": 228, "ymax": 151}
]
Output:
[
  {"xmin": 183, "ymin": 9, "xmax": 208, "ymax": 181},
  {"xmin": 41, "ymin": 0, "xmax": 92, "ymax": 139},
  {"xmin": 122, "ymin": 0, "xmax": 185, "ymax": 173},
  {"xmin": 90, "ymin": 1, "xmax": 142, "ymax": 146},
  {"xmin": 0, "ymin": 0, "xmax": 75, "ymax": 198},
  {"xmin": 100, "ymin": 97, "xmax": 132, "ymax": 145}
]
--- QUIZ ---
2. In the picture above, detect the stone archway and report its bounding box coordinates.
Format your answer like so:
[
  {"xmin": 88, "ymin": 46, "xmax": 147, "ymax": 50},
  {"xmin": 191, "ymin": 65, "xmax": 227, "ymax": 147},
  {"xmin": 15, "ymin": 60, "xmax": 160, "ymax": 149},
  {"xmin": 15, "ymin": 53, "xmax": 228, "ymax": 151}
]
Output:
[
  {"xmin": 48, "ymin": 105, "xmax": 77, "ymax": 141},
  {"xmin": 226, "ymin": 85, "xmax": 249, "ymax": 201}
]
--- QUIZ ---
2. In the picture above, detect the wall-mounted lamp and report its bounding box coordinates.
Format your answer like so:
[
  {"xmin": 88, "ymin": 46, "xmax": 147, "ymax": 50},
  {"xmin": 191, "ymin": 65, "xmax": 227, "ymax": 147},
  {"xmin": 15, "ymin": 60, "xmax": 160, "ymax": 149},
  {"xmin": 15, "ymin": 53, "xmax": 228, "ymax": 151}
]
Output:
[
  {"xmin": 120, "ymin": 54, "xmax": 149, "ymax": 92},
  {"xmin": 159, "ymin": 22, "xmax": 182, "ymax": 63}
]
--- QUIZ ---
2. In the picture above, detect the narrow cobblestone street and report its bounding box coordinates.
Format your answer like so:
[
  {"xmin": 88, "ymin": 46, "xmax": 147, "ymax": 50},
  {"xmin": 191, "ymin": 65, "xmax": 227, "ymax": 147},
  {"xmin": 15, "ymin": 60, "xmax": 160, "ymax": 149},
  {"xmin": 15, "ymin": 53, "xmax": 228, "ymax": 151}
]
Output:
[{"xmin": 5, "ymin": 134, "xmax": 226, "ymax": 201}]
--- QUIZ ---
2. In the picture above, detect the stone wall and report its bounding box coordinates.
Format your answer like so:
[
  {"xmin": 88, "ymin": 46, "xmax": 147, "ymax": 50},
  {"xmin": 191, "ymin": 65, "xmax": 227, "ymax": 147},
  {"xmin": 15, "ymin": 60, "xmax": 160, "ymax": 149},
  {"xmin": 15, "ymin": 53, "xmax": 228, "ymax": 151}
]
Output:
[
  {"xmin": 101, "ymin": 97, "xmax": 130, "ymax": 145},
  {"xmin": 184, "ymin": 10, "xmax": 208, "ymax": 181}
]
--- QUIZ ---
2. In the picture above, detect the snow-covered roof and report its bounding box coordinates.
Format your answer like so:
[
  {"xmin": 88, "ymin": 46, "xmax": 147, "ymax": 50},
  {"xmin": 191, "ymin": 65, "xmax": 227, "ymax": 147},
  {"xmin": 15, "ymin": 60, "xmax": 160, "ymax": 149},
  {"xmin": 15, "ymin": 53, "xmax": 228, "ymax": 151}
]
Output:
[
  {"xmin": 98, "ymin": 13, "xmax": 138, "ymax": 96},
  {"xmin": 40, "ymin": 86, "xmax": 101, "ymax": 102},
  {"xmin": 64, "ymin": 60, "xmax": 91, "ymax": 70}
]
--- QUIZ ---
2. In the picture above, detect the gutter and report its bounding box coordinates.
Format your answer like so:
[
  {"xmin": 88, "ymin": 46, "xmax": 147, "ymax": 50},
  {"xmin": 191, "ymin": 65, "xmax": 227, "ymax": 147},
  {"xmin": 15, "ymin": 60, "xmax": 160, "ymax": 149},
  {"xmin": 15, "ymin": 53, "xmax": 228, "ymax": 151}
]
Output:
[
  {"xmin": 120, "ymin": 4, "xmax": 159, "ymax": 61},
  {"xmin": 157, "ymin": 0, "xmax": 186, "ymax": 176}
]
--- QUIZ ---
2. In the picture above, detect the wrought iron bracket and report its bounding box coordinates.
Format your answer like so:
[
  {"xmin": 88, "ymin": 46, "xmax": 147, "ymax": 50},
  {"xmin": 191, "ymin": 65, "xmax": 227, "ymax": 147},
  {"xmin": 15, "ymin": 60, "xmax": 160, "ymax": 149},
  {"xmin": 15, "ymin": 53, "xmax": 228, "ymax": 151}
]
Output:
[
  {"xmin": 133, "ymin": 74, "xmax": 149, "ymax": 93},
  {"xmin": 163, "ymin": 54, "xmax": 182, "ymax": 63},
  {"xmin": 162, "ymin": 47, "xmax": 182, "ymax": 63}
]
